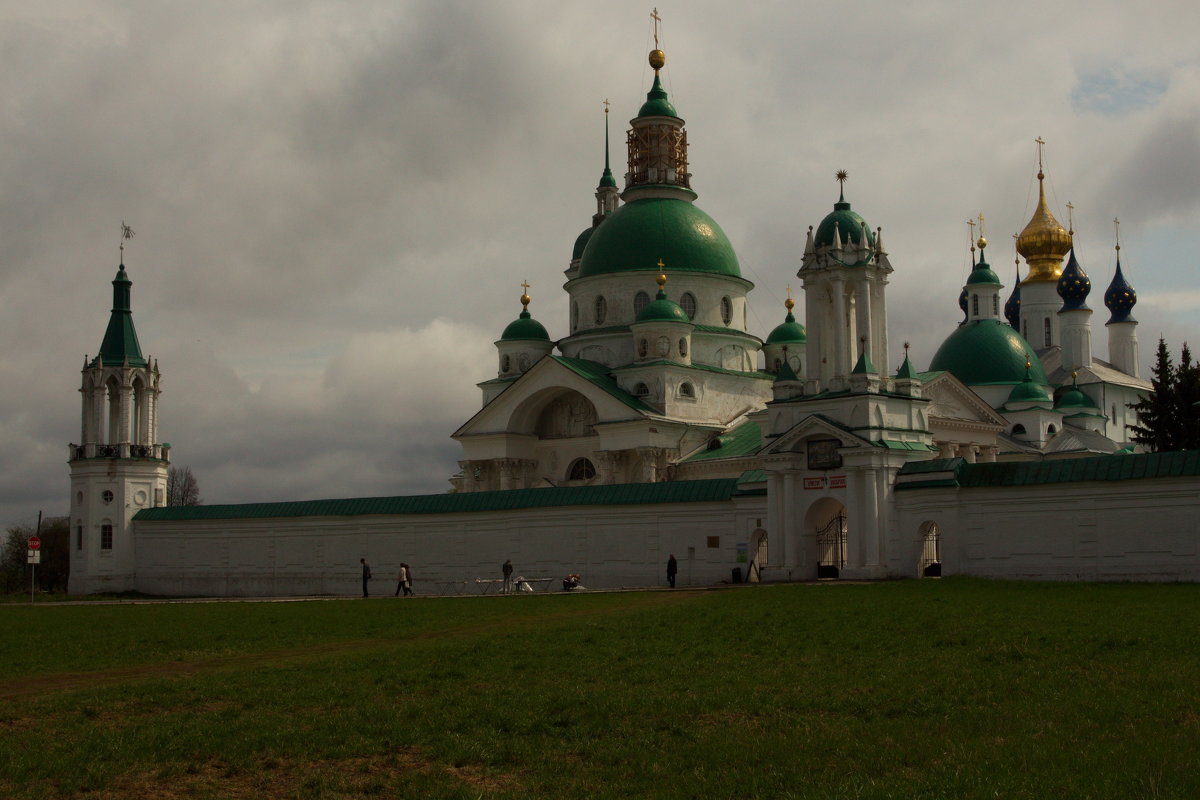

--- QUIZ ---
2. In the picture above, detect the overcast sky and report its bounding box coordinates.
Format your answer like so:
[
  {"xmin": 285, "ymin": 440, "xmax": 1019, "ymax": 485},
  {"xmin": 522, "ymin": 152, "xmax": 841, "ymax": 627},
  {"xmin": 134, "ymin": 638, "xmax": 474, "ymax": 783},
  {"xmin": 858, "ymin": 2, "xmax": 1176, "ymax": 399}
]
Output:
[{"xmin": 3, "ymin": 0, "xmax": 1198, "ymax": 526}]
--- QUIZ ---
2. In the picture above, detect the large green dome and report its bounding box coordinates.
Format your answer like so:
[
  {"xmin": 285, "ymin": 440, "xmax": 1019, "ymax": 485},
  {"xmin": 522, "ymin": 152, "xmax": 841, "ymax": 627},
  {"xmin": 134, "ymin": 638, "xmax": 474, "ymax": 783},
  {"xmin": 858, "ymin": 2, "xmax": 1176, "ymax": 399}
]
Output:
[
  {"xmin": 578, "ymin": 197, "xmax": 740, "ymax": 278},
  {"xmin": 928, "ymin": 319, "xmax": 1047, "ymax": 386}
]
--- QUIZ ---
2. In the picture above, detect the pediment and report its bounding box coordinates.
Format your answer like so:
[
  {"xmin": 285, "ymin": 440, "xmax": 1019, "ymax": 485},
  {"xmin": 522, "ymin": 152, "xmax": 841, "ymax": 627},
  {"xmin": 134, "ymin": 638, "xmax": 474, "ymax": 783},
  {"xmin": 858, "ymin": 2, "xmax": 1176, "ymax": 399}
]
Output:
[
  {"xmin": 453, "ymin": 357, "xmax": 653, "ymax": 439},
  {"xmin": 761, "ymin": 414, "xmax": 871, "ymax": 456},
  {"xmin": 923, "ymin": 373, "xmax": 1007, "ymax": 427}
]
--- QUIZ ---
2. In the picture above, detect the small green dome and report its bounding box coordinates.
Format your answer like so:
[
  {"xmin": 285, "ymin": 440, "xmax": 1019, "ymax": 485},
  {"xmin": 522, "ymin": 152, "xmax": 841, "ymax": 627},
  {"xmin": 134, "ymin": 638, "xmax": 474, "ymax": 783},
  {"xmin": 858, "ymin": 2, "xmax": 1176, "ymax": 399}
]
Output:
[
  {"xmin": 765, "ymin": 312, "xmax": 806, "ymax": 345},
  {"xmin": 636, "ymin": 289, "xmax": 691, "ymax": 324},
  {"xmin": 1006, "ymin": 376, "xmax": 1052, "ymax": 406},
  {"xmin": 814, "ymin": 200, "xmax": 875, "ymax": 251},
  {"xmin": 578, "ymin": 197, "xmax": 740, "ymax": 278},
  {"xmin": 965, "ymin": 256, "xmax": 1000, "ymax": 286},
  {"xmin": 1055, "ymin": 385, "xmax": 1093, "ymax": 410},
  {"xmin": 928, "ymin": 319, "xmax": 1047, "ymax": 386},
  {"xmin": 501, "ymin": 310, "xmax": 550, "ymax": 341},
  {"xmin": 637, "ymin": 74, "xmax": 679, "ymax": 118},
  {"xmin": 572, "ymin": 226, "xmax": 594, "ymax": 261}
]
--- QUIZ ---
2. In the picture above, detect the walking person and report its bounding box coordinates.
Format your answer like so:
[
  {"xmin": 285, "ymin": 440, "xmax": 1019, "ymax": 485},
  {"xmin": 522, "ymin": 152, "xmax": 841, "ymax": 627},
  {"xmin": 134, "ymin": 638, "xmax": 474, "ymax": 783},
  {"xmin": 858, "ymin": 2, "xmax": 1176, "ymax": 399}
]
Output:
[
  {"xmin": 667, "ymin": 554, "xmax": 678, "ymax": 588},
  {"xmin": 502, "ymin": 559, "xmax": 514, "ymax": 593},
  {"xmin": 402, "ymin": 562, "xmax": 414, "ymax": 596},
  {"xmin": 360, "ymin": 557, "xmax": 372, "ymax": 598},
  {"xmin": 395, "ymin": 563, "xmax": 407, "ymax": 597}
]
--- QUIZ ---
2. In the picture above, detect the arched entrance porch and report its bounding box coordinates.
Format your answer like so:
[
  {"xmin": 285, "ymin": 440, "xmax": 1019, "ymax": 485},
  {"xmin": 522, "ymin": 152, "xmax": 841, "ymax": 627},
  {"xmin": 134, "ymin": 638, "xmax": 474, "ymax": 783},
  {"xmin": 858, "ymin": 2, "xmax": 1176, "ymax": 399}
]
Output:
[{"xmin": 804, "ymin": 497, "xmax": 847, "ymax": 579}]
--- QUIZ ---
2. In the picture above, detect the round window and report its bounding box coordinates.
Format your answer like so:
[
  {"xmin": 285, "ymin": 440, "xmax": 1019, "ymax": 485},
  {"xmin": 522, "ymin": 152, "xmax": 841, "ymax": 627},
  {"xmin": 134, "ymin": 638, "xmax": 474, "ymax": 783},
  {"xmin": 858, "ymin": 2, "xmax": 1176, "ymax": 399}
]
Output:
[{"xmin": 102, "ymin": 490, "xmax": 114, "ymax": 504}]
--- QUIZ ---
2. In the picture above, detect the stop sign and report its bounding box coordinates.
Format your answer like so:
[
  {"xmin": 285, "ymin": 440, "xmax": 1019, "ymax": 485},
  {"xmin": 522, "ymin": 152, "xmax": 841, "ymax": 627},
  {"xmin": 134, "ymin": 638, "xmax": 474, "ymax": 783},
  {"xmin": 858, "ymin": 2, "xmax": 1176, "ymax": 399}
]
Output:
[{"xmin": 27, "ymin": 536, "xmax": 40, "ymax": 550}]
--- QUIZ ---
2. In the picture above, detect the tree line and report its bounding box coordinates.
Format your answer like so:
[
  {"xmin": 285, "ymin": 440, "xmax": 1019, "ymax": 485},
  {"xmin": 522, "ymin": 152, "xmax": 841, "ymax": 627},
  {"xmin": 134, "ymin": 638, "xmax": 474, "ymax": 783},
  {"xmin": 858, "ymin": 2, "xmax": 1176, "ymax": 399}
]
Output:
[{"xmin": 1129, "ymin": 338, "xmax": 1200, "ymax": 452}]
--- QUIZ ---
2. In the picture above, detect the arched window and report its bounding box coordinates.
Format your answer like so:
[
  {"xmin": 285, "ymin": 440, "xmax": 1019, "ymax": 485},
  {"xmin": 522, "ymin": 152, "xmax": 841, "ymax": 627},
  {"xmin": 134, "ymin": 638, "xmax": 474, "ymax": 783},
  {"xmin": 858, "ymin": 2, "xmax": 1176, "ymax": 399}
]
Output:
[
  {"xmin": 633, "ymin": 291, "xmax": 650, "ymax": 316},
  {"xmin": 1047, "ymin": 424, "xmax": 1057, "ymax": 434},
  {"xmin": 76, "ymin": 523, "xmax": 83, "ymax": 551},
  {"xmin": 1011, "ymin": 423, "xmax": 1027, "ymax": 435},
  {"xmin": 594, "ymin": 296, "xmax": 607, "ymax": 325},
  {"xmin": 1043, "ymin": 318, "xmax": 1051, "ymax": 347},
  {"xmin": 567, "ymin": 458, "xmax": 596, "ymax": 481},
  {"xmin": 101, "ymin": 523, "xmax": 113, "ymax": 550},
  {"xmin": 571, "ymin": 301, "xmax": 578, "ymax": 332},
  {"xmin": 773, "ymin": 358, "xmax": 782, "ymax": 372},
  {"xmin": 721, "ymin": 296, "xmax": 733, "ymax": 325},
  {"xmin": 992, "ymin": 295, "xmax": 999, "ymax": 316},
  {"xmin": 633, "ymin": 382, "xmax": 649, "ymax": 397},
  {"xmin": 638, "ymin": 338, "xmax": 648, "ymax": 358},
  {"xmin": 679, "ymin": 382, "xmax": 695, "ymax": 398},
  {"xmin": 972, "ymin": 294, "xmax": 979, "ymax": 317},
  {"xmin": 501, "ymin": 355, "xmax": 511, "ymax": 372},
  {"xmin": 678, "ymin": 338, "xmax": 688, "ymax": 357},
  {"xmin": 680, "ymin": 292, "xmax": 697, "ymax": 320}
]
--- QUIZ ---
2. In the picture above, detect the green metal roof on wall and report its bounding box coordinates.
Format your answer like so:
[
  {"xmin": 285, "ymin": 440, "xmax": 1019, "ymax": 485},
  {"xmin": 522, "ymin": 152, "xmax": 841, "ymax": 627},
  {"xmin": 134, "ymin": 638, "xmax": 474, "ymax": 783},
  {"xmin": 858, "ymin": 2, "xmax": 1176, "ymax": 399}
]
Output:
[
  {"xmin": 928, "ymin": 319, "xmax": 1046, "ymax": 386},
  {"xmin": 578, "ymin": 197, "xmax": 741, "ymax": 278},
  {"xmin": 684, "ymin": 419, "xmax": 763, "ymax": 462},
  {"xmin": 895, "ymin": 450, "xmax": 1200, "ymax": 490},
  {"xmin": 134, "ymin": 478, "xmax": 744, "ymax": 522}
]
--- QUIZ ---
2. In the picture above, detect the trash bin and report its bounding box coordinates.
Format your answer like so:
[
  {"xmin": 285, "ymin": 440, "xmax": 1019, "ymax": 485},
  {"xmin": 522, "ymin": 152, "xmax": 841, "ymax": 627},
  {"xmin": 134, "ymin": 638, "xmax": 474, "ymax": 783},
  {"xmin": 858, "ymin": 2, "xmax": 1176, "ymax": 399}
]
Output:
[{"xmin": 731, "ymin": 567, "xmax": 742, "ymax": 584}]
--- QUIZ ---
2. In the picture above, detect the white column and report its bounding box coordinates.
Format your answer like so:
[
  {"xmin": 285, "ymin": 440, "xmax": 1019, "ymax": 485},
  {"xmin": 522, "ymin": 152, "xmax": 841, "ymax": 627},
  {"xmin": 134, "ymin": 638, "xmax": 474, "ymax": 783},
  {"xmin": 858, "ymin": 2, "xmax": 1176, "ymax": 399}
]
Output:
[
  {"xmin": 830, "ymin": 278, "xmax": 847, "ymax": 385},
  {"xmin": 871, "ymin": 276, "xmax": 889, "ymax": 377},
  {"xmin": 855, "ymin": 279, "xmax": 872, "ymax": 368}
]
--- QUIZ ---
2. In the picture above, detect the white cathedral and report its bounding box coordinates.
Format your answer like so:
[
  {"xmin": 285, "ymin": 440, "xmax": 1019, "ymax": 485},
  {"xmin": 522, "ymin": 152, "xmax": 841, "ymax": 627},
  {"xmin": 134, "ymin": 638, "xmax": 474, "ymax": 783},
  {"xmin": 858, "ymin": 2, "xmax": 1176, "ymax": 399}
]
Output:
[{"xmin": 67, "ymin": 44, "xmax": 1199, "ymax": 596}]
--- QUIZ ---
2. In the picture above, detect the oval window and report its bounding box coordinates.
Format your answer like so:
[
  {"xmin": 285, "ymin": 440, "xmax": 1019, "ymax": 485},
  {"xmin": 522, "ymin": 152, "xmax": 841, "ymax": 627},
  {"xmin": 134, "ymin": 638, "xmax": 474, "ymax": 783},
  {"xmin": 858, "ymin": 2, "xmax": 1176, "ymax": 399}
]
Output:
[
  {"xmin": 678, "ymin": 338, "xmax": 688, "ymax": 357},
  {"xmin": 634, "ymin": 291, "xmax": 650, "ymax": 316},
  {"xmin": 595, "ymin": 296, "xmax": 607, "ymax": 325},
  {"xmin": 680, "ymin": 292, "xmax": 697, "ymax": 320},
  {"xmin": 721, "ymin": 296, "xmax": 733, "ymax": 325}
]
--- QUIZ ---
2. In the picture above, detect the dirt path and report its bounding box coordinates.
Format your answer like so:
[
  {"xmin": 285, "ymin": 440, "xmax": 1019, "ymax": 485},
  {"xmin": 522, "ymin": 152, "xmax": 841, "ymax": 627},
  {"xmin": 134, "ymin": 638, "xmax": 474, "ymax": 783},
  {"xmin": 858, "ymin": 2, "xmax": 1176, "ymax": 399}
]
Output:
[{"xmin": 0, "ymin": 590, "xmax": 700, "ymax": 701}]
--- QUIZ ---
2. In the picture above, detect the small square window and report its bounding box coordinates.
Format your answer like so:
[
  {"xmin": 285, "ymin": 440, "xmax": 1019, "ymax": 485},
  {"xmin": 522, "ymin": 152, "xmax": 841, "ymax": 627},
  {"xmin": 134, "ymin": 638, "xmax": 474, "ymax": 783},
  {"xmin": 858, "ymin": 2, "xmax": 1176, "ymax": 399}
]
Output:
[{"xmin": 707, "ymin": 536, "xmax": 720, "ymax": 548}]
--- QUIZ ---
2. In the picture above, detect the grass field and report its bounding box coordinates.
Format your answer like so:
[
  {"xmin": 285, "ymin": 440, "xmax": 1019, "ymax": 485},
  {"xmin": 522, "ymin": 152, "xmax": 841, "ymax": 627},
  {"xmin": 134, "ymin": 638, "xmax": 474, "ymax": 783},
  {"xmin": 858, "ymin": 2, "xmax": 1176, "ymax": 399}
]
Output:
[{"xmin": 1, "ymin": 578, "xmax": 1198, "ymax": 799}]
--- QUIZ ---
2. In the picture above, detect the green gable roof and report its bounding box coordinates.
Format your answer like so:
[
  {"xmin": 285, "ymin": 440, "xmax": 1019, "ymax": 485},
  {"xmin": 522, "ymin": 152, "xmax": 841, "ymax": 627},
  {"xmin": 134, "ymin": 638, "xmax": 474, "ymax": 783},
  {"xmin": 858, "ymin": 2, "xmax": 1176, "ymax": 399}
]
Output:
[
  {"xmin": 550, "ymin": 356, "xmax": 661, "ymax": 415},
  {"xmin": 134, "ymin": 478, "xmax": 744, "ymax": 523}
]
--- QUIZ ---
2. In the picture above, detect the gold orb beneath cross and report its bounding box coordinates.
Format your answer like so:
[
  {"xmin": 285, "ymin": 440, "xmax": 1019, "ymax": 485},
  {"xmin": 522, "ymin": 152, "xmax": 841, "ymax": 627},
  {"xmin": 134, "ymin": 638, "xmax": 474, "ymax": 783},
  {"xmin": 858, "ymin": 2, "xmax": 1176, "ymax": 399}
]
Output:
[{"xmin": 649, "ymin": 49, "xmax": 665, "ymax": 70}]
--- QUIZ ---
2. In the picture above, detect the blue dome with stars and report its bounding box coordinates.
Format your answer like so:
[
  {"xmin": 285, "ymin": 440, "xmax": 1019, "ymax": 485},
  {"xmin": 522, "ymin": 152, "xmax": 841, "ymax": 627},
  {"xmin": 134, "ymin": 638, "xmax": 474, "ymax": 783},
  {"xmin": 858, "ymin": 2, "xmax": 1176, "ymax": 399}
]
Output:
[{"xmin": 1056, "ymin": 249, "xmax": 1091, "ymax": 311}]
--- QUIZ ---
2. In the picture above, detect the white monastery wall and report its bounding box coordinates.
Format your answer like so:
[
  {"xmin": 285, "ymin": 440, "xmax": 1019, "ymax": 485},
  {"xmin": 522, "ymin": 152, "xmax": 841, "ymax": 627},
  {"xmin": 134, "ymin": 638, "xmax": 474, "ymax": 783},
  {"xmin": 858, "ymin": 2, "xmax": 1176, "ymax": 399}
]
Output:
[
  {"xmin": 131, "ymin": 495, "xmax": 769, "ymax": 597},
  {"xmin": 894, "ymin": 477, "xmax": 1200, "ymax": 581}
]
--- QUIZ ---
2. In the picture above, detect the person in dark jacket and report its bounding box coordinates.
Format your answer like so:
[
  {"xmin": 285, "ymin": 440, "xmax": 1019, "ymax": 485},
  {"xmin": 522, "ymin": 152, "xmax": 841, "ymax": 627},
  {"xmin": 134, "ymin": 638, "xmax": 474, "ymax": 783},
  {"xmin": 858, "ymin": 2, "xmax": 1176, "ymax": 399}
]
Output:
[
  {"xmin": 361, "ymin": 557, "xmax": 372, "ymax": 597},
  {"xmin": 667, "ymin": 554, "xmax": 678, "ymax": 588}
]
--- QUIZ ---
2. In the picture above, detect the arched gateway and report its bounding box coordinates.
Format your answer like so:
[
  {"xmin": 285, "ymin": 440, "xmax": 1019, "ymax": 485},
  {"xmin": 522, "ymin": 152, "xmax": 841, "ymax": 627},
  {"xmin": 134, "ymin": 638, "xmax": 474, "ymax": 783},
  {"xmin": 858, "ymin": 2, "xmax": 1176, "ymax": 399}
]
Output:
[{"xmin": 804, "ymin": 497, "xmax": 847, "ymax": 579}]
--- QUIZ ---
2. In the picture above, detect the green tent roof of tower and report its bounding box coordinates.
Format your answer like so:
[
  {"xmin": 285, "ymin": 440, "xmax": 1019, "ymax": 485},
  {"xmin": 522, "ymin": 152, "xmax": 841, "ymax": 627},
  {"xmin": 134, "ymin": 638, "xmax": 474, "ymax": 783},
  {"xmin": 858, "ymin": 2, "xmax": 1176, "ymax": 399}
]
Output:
[
  {"xmin": 965, "ymin": 255, "xmax": 1001, "ymax": 286},
  {"xmin": 578, "ymin": 197, "xmax": 741, "ymax": 278},
  {"xmin": 765, "ymin": 308, "xmax": 806, "ymax": 345},
  {"xmin": 95, "ymin": 265, "xmax": 147, "ymax": 368}
]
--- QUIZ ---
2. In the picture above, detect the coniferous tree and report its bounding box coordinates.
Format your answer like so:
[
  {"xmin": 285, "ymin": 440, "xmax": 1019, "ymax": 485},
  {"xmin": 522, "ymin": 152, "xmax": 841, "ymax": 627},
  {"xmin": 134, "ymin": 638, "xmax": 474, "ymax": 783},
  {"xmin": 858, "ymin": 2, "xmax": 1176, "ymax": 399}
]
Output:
[{"xmin": 1129, "ymin": 338, "xmax": 1200, "ymax": 451}]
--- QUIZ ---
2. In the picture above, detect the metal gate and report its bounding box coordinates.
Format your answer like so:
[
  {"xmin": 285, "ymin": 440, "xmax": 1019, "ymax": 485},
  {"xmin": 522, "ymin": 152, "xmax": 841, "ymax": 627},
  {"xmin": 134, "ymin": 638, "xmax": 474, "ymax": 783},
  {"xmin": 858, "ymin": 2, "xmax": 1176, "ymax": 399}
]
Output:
[
  {"xmin": 920, "ymin": 524, "xmax": 942, "ymax": 577},
  {"xmin": 816, "ymin": 513, "xmax": 847, "ymax": 579}
]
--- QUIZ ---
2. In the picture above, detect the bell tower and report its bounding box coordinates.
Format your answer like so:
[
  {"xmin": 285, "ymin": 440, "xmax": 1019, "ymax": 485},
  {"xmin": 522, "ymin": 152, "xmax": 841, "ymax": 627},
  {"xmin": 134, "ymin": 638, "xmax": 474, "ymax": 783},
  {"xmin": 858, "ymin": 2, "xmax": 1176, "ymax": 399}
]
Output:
[{"xmin": 68, "ymin": 229, "xmax": 168, "ymax": 594}]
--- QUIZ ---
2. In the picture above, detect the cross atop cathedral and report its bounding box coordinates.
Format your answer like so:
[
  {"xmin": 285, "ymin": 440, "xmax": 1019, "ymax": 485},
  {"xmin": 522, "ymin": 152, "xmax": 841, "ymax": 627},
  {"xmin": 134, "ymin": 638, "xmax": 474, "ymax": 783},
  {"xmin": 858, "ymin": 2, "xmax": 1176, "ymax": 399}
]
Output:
[
  {"xmin": 602, "ymin": 98, "xmax": 610, "ymax": 115},
  {"xmin": 1035, "ymin": 136, "xmax": 1046, "ymax": 170},
  {"xmin": 1114, "ymin": 217, "xmax": 1121, "ymax": 252},
  {"xmin": 1065, "ymin": 201, "xmax": 1075, "ymax": 236},
  {"xmin": 651, "ymin": 8, "xmax": 662, "ymax": 48},
  {"xmin": 967, "ymin": 218, "xmax": 976, "ymax": 254}
]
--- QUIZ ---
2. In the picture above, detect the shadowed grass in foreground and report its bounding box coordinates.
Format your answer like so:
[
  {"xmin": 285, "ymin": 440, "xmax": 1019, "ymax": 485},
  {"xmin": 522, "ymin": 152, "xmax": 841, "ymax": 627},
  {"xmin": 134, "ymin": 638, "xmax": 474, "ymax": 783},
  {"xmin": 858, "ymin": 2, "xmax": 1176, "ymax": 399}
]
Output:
[{"xmin": 1, "ymin": 578, "xmax": 1197, "ymax": 799}]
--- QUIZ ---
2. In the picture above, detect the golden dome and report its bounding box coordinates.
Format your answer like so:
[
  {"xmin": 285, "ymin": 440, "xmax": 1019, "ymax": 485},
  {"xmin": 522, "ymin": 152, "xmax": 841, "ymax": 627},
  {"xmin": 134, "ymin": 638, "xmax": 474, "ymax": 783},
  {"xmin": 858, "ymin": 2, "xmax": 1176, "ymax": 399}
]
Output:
[{"xmin": 1016, "ymin": 171, "xmax": 1072, "ymax": 282}]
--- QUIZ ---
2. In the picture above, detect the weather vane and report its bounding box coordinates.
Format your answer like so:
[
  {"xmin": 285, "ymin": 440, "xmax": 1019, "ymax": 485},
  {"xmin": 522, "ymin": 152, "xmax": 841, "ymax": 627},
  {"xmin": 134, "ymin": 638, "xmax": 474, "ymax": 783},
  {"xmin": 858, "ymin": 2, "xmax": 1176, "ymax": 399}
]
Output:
[{"xmin": 120, "ymin": 220, "xmax": 135, "ymax": 262}]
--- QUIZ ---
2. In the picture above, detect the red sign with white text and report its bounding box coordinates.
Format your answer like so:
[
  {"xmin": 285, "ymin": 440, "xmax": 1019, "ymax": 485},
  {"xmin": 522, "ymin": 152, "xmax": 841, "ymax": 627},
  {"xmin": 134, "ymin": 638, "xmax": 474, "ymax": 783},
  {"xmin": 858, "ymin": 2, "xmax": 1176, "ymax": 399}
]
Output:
[{"xmin": 829, "ymin": 476, "xmax": 847, "ymax": 489}]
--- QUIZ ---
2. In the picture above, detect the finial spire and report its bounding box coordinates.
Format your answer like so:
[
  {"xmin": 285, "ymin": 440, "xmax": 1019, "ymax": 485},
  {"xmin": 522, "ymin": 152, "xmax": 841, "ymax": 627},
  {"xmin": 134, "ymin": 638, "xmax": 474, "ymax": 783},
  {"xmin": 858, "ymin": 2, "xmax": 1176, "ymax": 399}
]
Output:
[
  {"xmin": 977, "ymin": 212, "xmax": 987, "ymax": 251},
  {"xmin": 1035, "ymin": 136, "xmax": 1045, "ymax": 179},
  {"xmin": 648, "ymin": 9, "xmax": 665, "ymax": 72},
  {"xmin": 1113, "ymin": 216, "xmax": 1121, "ymax": 252},
  {"xmin": 1065, "ymin": 201, "xmax": 1075, "ymax": 237},
  {"xmin": 520, "ymin": 280, "xmax": 531, "ymax": 311},
  {"xmin": 119, "ymin": 220, "xmax": 135, "ymax": 263},
  {"xmin": 785, "ymin": 286, "xmax": 794, "ymax": 312},
  {"xmin": 967, "ymin": 218, "xmax": 977, "ymax": 262},
  {"xmin": 836, "ymin": 169, "xmax": 848, "ymax": 203},
  {"xmin": 603, "ymin": 98, "xmax": 611, "ymax": 172}
]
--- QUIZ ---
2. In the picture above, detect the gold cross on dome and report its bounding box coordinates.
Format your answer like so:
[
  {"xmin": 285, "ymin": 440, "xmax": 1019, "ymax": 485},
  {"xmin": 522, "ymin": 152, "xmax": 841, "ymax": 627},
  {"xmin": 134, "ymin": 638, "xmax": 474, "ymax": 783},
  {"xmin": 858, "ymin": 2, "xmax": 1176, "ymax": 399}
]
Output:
[
  {"xmin": 651, "ymin": 8, "xmax": 662, "ymax": 48},
  {"xmin": 1035, "ymin": 136, "xmax": 1046, "ymax": 169},
  {"xmin": 967, "ymin": 218, "xmax": 976, "ymax": 251},
  {"xmin": 1114, "ymin": 217, "xmax": 1121, "ymax": 251},
  {"xmin": 602, "ymin": 98, "xmax": 610, "ymax": 114},
  {"xmin": 1065, "ymin": 201, "xmax": 1075, "ymax": 235}
]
